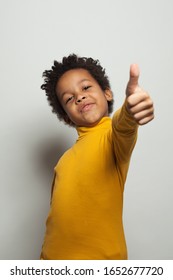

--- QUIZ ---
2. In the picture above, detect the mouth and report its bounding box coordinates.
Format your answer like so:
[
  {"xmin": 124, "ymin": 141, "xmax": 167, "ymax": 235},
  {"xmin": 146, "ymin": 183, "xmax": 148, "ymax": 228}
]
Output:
[{"xmin": 80, "ymin": 103, "xmax": 95, "ymax": 113}]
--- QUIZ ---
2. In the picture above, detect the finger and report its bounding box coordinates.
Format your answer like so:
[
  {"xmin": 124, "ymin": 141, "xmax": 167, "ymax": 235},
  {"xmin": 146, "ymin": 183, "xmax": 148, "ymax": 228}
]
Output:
[
  {"xmin": 128, "ymin": 99, "xmax": 154, "ymax": 114},
  {"xmin": 133, "ymin": 108, "xmax": 154, "ymax": 122},
  {"xmin": 126, "ymin": 90, "xmax": 148, "ymax": 108},
  {"xmin": 138, "ymin": 114, "xmax": 154, "ymax": 125},
  {"xmin": 126, "ymin": 64, "xmax": 140, "ymax": 95}
]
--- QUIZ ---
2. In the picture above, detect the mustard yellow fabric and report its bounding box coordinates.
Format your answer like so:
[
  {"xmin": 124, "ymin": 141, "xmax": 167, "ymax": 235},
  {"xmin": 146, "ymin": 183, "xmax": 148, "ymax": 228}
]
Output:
[{"xmin": 40, "ymin": 104, "xmax": 138, "ymax": 260}]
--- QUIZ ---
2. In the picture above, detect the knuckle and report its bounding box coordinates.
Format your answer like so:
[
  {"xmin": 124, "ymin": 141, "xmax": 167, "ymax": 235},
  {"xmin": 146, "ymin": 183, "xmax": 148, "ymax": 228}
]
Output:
[
  {"xmin": 148, "ymin": 98, "xmax": 154, "ymax": 107},
  {"xmin": 126, "ymin": 96, "xmax": 133, "ymax": 107}
]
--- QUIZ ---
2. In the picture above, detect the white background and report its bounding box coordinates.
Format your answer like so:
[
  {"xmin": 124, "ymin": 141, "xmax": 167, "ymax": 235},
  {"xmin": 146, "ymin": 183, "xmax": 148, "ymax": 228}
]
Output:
[{"xmin": 0, "ymin": 0, "xmax": 172, "ymax": 260}]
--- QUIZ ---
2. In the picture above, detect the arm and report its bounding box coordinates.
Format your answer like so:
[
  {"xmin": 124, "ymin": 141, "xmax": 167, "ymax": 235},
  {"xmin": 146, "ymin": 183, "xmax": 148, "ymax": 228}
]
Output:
[
  {"xmin": 112, "ymin": 101, "xmax": 138, "ymax": 165},
  {"xmin": 112, "ymin": 64, "xmax": 154, "ymax": 186}
]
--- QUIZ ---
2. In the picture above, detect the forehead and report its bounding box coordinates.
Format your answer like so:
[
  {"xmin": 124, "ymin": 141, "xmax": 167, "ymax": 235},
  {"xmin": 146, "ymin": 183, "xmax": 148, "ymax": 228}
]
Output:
[{"xmin": 56, "ymin": 69, "xmax": 96, "ymax": 92}]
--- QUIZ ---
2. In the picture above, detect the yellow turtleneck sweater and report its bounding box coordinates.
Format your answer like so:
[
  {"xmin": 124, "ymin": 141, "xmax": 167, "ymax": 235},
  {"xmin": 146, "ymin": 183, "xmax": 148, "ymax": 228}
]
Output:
[{"xmin": 40, "ymin": 104, "xmax": 138, "ymax": 260}]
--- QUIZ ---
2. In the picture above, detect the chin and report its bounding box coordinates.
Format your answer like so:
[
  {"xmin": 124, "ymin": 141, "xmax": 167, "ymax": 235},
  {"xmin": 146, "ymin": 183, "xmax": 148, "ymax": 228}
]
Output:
[{"xmin": 83, "ymin": 118, "xmax": 102, "ymax": 127}]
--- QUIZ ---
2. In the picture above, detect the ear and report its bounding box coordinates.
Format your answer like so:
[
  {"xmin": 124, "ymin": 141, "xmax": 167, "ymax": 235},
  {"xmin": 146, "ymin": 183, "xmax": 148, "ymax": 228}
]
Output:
[{"xmin": 104, "ymin": 88, "xmax": 113, "ymax": 101}]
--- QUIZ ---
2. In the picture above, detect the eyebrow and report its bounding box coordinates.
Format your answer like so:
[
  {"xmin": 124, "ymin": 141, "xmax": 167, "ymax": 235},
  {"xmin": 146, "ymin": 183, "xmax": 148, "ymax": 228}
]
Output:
[{"xmin": 60, "ymin": 79, "xmax": 91, "ymax": 99}]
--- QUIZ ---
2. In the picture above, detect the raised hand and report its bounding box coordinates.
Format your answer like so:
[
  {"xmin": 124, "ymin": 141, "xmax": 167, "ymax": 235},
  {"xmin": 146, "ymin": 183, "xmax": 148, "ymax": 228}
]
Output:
[{"xmin": 126, "ymin": 64, "xmax": 154, "ymax": 125}]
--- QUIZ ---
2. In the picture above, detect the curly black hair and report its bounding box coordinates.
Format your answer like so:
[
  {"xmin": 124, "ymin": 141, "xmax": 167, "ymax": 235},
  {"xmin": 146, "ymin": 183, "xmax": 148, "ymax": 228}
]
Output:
[{"xmin": 41, "ymin": 54, "xmax": 114, "ymax": 126}]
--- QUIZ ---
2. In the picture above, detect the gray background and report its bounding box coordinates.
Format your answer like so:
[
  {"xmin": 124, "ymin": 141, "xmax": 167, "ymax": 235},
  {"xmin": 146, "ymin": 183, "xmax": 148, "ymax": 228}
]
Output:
[{"xmin": 0, "ymin": 0, "xmax": 172, "ymax": 259}]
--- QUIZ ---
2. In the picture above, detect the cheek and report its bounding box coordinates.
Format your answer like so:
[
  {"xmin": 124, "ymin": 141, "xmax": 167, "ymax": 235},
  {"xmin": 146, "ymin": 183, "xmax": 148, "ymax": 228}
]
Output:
[
  {"xmin": 65, "ymin": 106, "xmax": 78, "ymax": 119},
  {"xmin": 99, "ymin": 94, "xmax": 109, "ymax": 106}
]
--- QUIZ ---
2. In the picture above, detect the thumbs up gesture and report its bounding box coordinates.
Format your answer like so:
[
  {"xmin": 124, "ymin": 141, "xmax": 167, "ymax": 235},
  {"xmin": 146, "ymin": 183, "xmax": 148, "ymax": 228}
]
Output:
[{"xmin": 126, "ymin": 64, "xmax": 154, "ymax": 125}]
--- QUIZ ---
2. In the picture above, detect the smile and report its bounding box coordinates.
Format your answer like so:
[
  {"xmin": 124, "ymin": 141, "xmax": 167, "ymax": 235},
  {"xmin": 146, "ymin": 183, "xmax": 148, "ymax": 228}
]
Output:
[{"xmin": 81, "ymin": 103, "xmax": 95, "ymax": 113}]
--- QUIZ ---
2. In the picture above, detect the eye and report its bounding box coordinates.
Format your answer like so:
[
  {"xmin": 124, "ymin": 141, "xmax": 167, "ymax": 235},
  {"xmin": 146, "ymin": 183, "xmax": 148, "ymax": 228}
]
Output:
[
  {"xmin": 66, "ymin": 96, "xmax": 74, "ymax": 104},
  {"xmin": 83, "ymin": 85, "xmax": 91, "ymax": 91}
]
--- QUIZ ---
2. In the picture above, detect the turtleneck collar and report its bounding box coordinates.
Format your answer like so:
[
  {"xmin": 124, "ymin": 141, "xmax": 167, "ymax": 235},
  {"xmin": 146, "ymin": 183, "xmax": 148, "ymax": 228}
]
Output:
[{"xmin": 76, "ymin": 117, "xmax": 111, "ymax": 138}]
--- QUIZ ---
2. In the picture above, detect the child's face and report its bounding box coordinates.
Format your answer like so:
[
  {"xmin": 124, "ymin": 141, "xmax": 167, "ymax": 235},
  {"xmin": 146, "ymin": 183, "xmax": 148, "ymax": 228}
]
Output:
[{"xmin": 56, "ymin": 69, "xmax": 113, "ymax": 127}]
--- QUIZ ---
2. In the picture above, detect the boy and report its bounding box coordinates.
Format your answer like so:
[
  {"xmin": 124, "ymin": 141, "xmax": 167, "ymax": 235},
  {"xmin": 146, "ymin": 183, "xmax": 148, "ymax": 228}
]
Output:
[{"xmin": 40, "ymin": 54, "xmax": 154, "ymax": 260}]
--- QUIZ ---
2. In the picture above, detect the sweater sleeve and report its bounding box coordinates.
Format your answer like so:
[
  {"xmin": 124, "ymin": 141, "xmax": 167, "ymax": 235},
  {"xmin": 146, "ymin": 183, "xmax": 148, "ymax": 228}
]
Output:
[{"xmin": 112, "ymin": 101, "xmax": 138, "ymax": 187}]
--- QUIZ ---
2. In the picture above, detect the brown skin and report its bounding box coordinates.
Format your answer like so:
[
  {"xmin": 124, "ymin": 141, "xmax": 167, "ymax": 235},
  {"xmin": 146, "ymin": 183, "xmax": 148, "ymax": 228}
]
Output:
[
  {"xmin": 126, "ymin": 64, "xmax": 154, "ymax": 125},
  {"xmin": 56, "ymin": 65, "xmax": 154, "ymax": 127},
  {"xmin": 56, "ymin": 69, "xmax": 113, "ymax": 127}
]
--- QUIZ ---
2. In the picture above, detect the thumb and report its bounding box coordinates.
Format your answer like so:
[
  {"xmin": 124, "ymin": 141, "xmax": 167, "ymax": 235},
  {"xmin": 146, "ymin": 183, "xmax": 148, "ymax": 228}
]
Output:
[{"xmin": 126, "ymin": 64, "xmax": 140, "ymax": 96}]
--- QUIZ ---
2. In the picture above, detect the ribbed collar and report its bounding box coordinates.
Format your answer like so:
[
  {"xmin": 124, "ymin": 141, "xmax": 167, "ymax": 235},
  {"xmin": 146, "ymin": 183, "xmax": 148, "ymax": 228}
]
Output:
[{"xmin": 76, "ymin": 117, "xmax": 111, "ymax": 139}]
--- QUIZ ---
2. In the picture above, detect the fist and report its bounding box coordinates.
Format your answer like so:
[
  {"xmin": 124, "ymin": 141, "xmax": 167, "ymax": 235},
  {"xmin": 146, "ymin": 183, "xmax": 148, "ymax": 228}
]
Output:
[{"xmin": 126, "ymin": 64, "xmax": 154, "ymax": 125}]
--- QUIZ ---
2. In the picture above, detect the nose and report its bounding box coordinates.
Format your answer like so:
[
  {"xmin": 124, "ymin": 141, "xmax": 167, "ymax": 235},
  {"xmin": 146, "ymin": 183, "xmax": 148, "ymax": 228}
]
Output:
[{"xmin": 76, "ymin": 95, "xmax": 86, "ymax": 103}]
